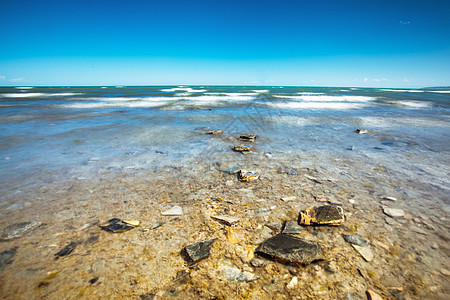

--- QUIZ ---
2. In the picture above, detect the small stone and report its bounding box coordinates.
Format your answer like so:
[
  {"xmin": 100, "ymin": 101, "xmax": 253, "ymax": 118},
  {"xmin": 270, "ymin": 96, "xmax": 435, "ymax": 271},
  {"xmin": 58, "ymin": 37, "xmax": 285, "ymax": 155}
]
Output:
[
  {"xmin": 233, "ymin": 145, "xmax": 254, "ymax": 153},
  {"xmin": 256, "ymin": 233, "xmax": 323, "ymax": 264},
  {"xmin": 440, "ymin": 268, "xmax": 450, "ymax": 276},
  {"xmin": 384, "ymin": 217, "xmax": 397, "ymax": 226},
  {"xmin": 304, "ymin": 174, "xmax": 322, "ymax": 184},
  {"xmin": 211, "ymin": 215, "xmax": 240, "ymax": 226},
  {"xmin": 238, "ymin": 169, "xmax": 259, "ymax": 182},
  {"xmin": 299, "ymin": 205, "xmax": 345, "ymax": 226},
  {"xmin": 250, "ymin": 257, "xmax": 266, "ymax": 267},
  {"xmin": 223, "ymin": 166, "xmax": 241, "ymax": 174},
  {"xmin": 264, "ymin": 152, "xmax": 272, "ymax": 159},
  {"xmin": 88, "ymin": 157, "xmax": 100, "ymax": 161},
  {"xmin": 382, "ymin": 196, "xmax": 397, "ymax": 201},
  {"xmin": 0, "ymin": 221, "xmax": 42, "ymax": 241},
  {"xmin": 382, "ymin": 206, "xmax": 405, "ymax": 218},
  {"xmin": 287, "ymin": 276, "xmax": 298, "ymax": 289},
  {"xmin": 225, "ymin": 180, "xmax": 234, "ymax": 186},
  {"xmin": 100, "ymin": 218, "xmax": 137, "ymax": 233},
  {"xmin": 183, "ymin": 239, "xmax": 215, "ymax": 263},
  {"xmin": 55, "ymin": 241, "xmax": 78, "ymax": 259},
  {"xmin": 281, "ymin": 196, "xmax": 296, "ymax": 202},
  {"xmin": 0, "ymin": 247, "xmax": 17, "ymax": 270},
  {"xmin": 239, "ymin": 134, "xmax": 257, "ymax": 141},
  {"xmin": 162, "ymin": 206, "xmax": 183, "ymax": 216},
  {"xmin": 352, "ymin": 244, "xmax": 374, "ymax": 262},
  {"xmin": 355, "ymin": 129, "xmax": 371, "ymax": 134},
  {"xmin": 150, "ymin": 222, "xmax": 165, "ymax": 230},
  {"xmin": 348, "ymin": 199, "xmax": 356, "ymax": 204},
  {"xmin": 366, "ymin": 290, "xmax": 383, "ymax": 300},
  {"xmin": 282, "ymin": 220, "xmax": 302, "ymax": 234},
  {"xmin": 343, "ymin": 234, "xmax": 369, "ymax": 247},
  {"xmin": 218, "ymin": 265, "xmax": 257, "ymax": 282}
]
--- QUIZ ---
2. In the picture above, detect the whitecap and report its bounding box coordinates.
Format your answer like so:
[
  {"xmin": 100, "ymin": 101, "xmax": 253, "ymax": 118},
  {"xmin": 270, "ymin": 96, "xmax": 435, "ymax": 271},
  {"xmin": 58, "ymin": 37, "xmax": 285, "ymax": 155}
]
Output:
[
  {"xmin": 395, "ymin": 101, "xmax": 430, "ymax": 108},
  {"xmin": 1, "ymin": 92, "xmax": 82, "ymax": 98},
  {"xmin": 62, "ymin": 100, "xmax": 169, "ymax": 109},
  {"xmin": 14, "ymin": 87, "xmax": 33, "ymax": 90},
  {"xmin": 267, "ymin": 102, "xmax": 366, "ymax": 110},
  {"xmin": 274, "ymin": 95, "xmax": 375, "ymax": 102},
  {"xmin": 252, "ymin": 89, "xmax": 269, "ymax": 93},
  {"xmin": 161, "ymin": 87, "xmax": 207, "ymax": 93},
  {"xmin": 429, "ymin": 90, "xmax": 450, "ymax": 94},
  {"xmin": 297, "ymin": 92, "xmax": 325, "ymax": 95},
  {"xmin": 380, "ymin": 89, "xmax": 424, "ymax": 93}
]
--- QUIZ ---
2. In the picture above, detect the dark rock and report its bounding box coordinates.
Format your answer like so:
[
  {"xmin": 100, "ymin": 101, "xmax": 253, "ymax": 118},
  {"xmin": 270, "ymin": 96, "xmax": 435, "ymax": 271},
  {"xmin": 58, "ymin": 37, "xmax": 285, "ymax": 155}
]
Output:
[
  {"xmin": 0, "ymin": 247, "xmax": 18, "ymax": 270},
  {"xmin": 55, "ymin": 241, "xmax": 78, "ymax": 259},
  {"xmin": 0, "ymin": 221, "xmax": 42, "ymax": 241},
  {"xmin": 299, "ymin": 205, "xmax": 345, "ymax": 226},
  {"xmin": 239, "ymin": 134, "xmax": 257, "ymax": 141},
  {"xmin": 89, "ymin": 277, "xmax": 99, "ymax": 284},
  {"xmin": 255, "ymin": 233, "xmax": 323, "ymax": 264},
  {"xmin": 282, "ymin": 220, "xmax": 302, "ymax": 234},
  {"xmin": 343, "ymin": 234, "xmax": 369, "ymax": 247},
  {"xmin": 182, "ymin": 238, "xmax": 215, "ymax": 263},
  {"xmin": 140, "ymin": 293, "xmax": 155, "ymax": 300},
  {"xmin": 100, "ymin": 218, "xmax": 136, "ymax": 233},
  {"xmin": 84, "ymin": 233, "xmax": 99, "ymax": 245}
]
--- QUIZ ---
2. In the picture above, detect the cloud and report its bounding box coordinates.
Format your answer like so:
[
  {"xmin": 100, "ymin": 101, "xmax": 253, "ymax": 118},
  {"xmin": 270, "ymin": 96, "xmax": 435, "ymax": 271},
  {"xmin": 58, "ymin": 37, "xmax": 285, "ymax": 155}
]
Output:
[
  {"xmin": 364, "ymin": 78, "xmax": 368, "ymax": 82},
  {"xmin": 403, "ymin": 78, "xmax": 409, "ymax": 83},
  {"xmin": 0, "ymin": 75, "xmax": 5, "ymax": 80},
  {"xmin": 373, "ymin": 78, "xmax": 381, "ymax": 82},
  {"xmin": 400, "ymin": 20, "xmax": 411, "ymax": 25},
  {"xmin": 9, "ymin": 77, "xmax": 25, "ymax": 82}
]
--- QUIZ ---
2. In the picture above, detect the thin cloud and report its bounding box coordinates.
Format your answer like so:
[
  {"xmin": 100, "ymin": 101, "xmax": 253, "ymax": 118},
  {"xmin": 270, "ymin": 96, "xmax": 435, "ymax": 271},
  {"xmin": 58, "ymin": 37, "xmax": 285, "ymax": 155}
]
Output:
[
  {"xmin": 400, "ymin": 20, "xmax": 411, "ymax": 25},
  {"xmin": 9, "ymin": 77, "xmax": 25, "ymax": 82},
  {"xmin": 0, "ymin": 75, "xmax": 5, "ymax": 80}
]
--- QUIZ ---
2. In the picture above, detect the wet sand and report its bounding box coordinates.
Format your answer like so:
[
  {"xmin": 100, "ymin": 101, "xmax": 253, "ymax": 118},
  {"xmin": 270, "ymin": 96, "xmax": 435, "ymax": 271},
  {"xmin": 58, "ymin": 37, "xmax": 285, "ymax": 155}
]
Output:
[{"xmin": 1, "ymin": 145, "xmax": 449, "ymax": 300}]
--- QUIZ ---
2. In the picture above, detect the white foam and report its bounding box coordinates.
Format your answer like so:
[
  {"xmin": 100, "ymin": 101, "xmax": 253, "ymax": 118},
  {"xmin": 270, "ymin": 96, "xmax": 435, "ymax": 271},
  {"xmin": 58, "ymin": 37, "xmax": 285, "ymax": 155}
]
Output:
[
  {"xmin": 429, "ymin": 90, "xmax": 450, "ymax": 94},
  {"xmin": 1, "ymin": 92, "xmax": 82, "ymax": 98},
  {"xmin": 63, "ymin": 100, "xmax": 169, "ymax": 109},
  {"xmin": 14, "ymin": 87, "xmax": 33, "ymax": 90},
  {"xmin": 395, "ymin": 101, "xmax": 430, "ymax": 108},
  {"xmin": 274, "ymin": 95, "xmax": 375, "ymax": 102},
  {"xmin": 161, "ymin": 87, "xmax": 207, "ymax": 93},
  {"xmin": 297, "ymin": 92, "xmax": 325, "ymax": 95},
  {"xmin": 267, "ymin": 102, "xmax": 366, "ymax": 110},
  {"xmin": 252, "ymin": 89, "xmax": 269, "ymax": 93},
  {"xmin": 380, "ymin": 89, "xmax": 424, "ymax": 93},
  {"xmin": 360, "ymin": 116, "xmax": 450, "ymax": 128}
]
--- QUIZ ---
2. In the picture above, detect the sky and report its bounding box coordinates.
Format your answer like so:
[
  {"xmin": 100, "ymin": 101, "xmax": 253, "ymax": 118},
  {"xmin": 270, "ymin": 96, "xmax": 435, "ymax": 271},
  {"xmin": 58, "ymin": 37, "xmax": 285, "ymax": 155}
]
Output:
[{"xmin": 0, "ymin": 0, "xmax": 449, "ymax": 87}]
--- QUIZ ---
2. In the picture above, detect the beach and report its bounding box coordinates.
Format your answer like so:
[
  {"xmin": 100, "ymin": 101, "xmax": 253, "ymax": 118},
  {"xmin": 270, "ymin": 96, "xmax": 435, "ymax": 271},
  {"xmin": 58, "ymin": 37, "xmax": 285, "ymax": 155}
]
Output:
[{"xmin": 1, "ymin": 86, "xmax": 449, "ymax": 299}]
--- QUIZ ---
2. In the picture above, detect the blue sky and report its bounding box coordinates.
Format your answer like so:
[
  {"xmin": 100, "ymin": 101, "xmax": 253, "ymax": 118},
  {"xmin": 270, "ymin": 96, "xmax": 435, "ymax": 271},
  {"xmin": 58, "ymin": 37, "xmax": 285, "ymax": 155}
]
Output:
[{"xmin": 1, "ymin": 0, "xmax": 449, "ymax": 87}]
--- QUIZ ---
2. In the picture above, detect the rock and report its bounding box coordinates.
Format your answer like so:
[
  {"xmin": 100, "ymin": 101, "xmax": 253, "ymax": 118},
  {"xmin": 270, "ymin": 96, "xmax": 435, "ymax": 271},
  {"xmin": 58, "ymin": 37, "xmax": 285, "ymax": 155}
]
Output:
[
  {"xmin": 382, "ymin": 206, "xmax": 405, "ymax": 218},
  {"xmin": 239, "ymin": 134, "xmax": 257, "ymax": 141},
  {"xmin": 366, "ymin": 290, "xmax": 383, "ymax": 300},
  {"xmin": 139, "ymin": 293, "xmax": 156, "ymax": 300},
  {"xmin": 55, "ymin": 241, "xmax": 78, "ymax": 259},
  {"xmin": 76, "ymin": 220, "xmax": 99, "ymax": 231},
  {"xmin": 287, "ymin": 276, "xmax": 298, "ymax": 289},
  {"xmin": 282, "ymin": 220, "xmax": 302, "ymax": 234},
  {"xmin": 0, "ymin": 221, "xmax": 42, "ymax": 241},
  {"xmin": 238, "ymin": 170, "xmax": 259, "ymax": 182},
  {"xmin": 281, "ymin": 196, "xmax": 296, "ymax": 202},
  {"xmin": 84, "ymin": 233, "xmax": 99, "ymax": 245},
  {"xmin": 343, "ymin": 234, "xmax": 369, "ymax": 247},
  {"xmin": 255, "ymin": 233, "xmax": 323, "ymax": 264},
  {"xmin": 100, "ymin": 218, "xmax": 138, "ymax": 233},
  {"xmin": 0, "ymin": 247, "xmax": 17, "ymax": 270},
  {"xmin": 352, "ymin": 244, "xmax": 374, "ymax": 262},
  {"xmin": 206, "ymin": 129, "xmax": 222, "ymax": 135},
  {"xmin": 150, "ymin": 222, "xmax": 165, "ymax": 230},
  {"xmin": 382, "ymin": 196, "xmax": 397, "ymax": 201},
  {"xmin": 250, "ymin": 258, "xmax": 266, "ymax": 267},
  {"xmin": 355, "ymin": 129, "xmax": 371, "ymax": 134},
  {"xmin": 384, "ymin": 217, "xmax": 397, "ymax": 226},
  {"xmin": 254, "ymin": 208, "xmax": 270, "ymax": 216},
  {"xmin": 182, "ymin": 239, "xmax": 215, "ymax": 263},
  {"xmin": 304, "ymin": 174, "xmax": 322, "ymax": 184},
  {"xmin": 348, "ymin": 199, "xmax": 356, "ymax": 204},
  {"xmin": 226, "ymin": 228, "xmax": 245, "ymax": 244},
  {"xmin": 264, "ymin": 152, "xmax": 272, "ymax": 159},
  {"xmin": 223, "ymin": 166, "xmax": 241, "ymax": 174},
  {"xmin": 299, "ymin": 205, "xmax": 345, "ymax": 226},
  {"xmin": 233, "ymin": 145, "xmax": 254, "ymax": 153},
  {"xmin": 211, "ymin": 215, "xmax": 240, "ymax": 226},
  {"xmin": 161, "ymin": 206, "xmax": 183, "ymax": 216},
  {"xmin": 440, "ymin": 268, "xmax": 450, "ymax": 276},
  {"xmin": 218, "ymin": 265, "xmax": 257, "ymax": 282}
]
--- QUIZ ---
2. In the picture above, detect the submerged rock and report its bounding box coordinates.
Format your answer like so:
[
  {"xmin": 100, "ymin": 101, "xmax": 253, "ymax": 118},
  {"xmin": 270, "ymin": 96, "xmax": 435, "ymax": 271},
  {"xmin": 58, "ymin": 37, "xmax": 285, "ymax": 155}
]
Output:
[
  {"xmin": 299, "ymin": 205, "xmax": 345, "ymax": 226},
  {"xmin": 238, "ymin": 169, "xmax": 260, "ymax": 182},
  {"xmin": 352, "ymin": 244, "xmax": 374, "ymax": 262},
  {"xmin": 55, "ymin": 241, "xmax": 78, "ymax": 259},
  {"xmin": 355, "ymin": 129, "xmax": 372, "ymax": 134},
  {"xmin": 211, "ymin": 215, "xmax": 240, "ymax": 226},
  {"xmin": 382, "ymin": 206, "xmax": 405, "ymax": 218},
  {"xmin": 206, "ymin": 129, "xmax": 222, "ymax": 135},
  {"xmin": 233, "ymin": 145, "xmax": 254, "ymax": 153},
  {"xmin": 282, "ymin": 220, "xmax": 302, "ymax": 234},
  {"xmin": 100, "ymin": 218, "xmax": 138, "ymax": 233},
  {"xmin": 0, "ymin": 221, "xmax": 42, "ymax": 241},
  {"xmin": 182, "ymin": 239, "xmax": 215, "ymax": 263},
  {"xmin": 239, "ymin": 134, "xmax": 257, "ymax": 141},
  {"xmin": 218, "ymin": 265, "xmax": 258, "ymax": 282},
  {"xmin": 0, "ymin": 247, "xmax": 18, "ymax": 270},
  {"xmin": 343, "ymin": 234, "xmax": 369, "ymax": 247},
  {"xmin": 161, "ymin": 206, "xmax": 183, "ymax": 216},
  {"xmin": 255, "ymin": 233, "xmax": 323, "ymax": 264}
]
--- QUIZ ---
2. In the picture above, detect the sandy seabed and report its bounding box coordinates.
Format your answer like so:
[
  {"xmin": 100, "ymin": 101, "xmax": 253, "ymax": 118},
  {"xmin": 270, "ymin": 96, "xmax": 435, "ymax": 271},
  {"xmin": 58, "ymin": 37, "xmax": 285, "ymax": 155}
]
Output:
[{"xmin": 0, "ymin": 149, "xmax": 449, "ymax": 300}]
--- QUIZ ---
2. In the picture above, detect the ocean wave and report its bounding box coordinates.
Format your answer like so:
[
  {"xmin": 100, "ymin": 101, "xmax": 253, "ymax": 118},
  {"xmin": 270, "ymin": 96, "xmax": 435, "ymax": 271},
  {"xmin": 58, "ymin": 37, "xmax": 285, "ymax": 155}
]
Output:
[
  {"xmin": 297, "ymin": 92, "xmax": 325, "ymax": 95},
  {"xmin": 14, "ymin": 87, "xmax": 34, "ymax": 90},
  {"xmin": 274, "ymin": 95, "xmax": 375, "ymax": 102},
  {"xmin": 161, "ymin": 87, "xmax": 207, "ymax": 93},
  {"xmin": 62, "ymin": 100, "xmax": 169, "ymax": 109},
  {"xmin": 1, "ymin": 92, "xmax": 82, "ymax": 98},
  {"xmin": 360, "ymin": 116, "xmax": 450, "ymax": 128},
  {"xmin": 395, "ymin": 101, "xmax": 430, "ymax": 108},
  {"xmin": 429, "ymin": 90, "xmax": 450, "ymax": 94},
  {"xmin": 379, "ymin": 89, "xmax": 424, "ymax": 93},
  {"xmin": 267, "ymin": 102, "xmax": 367, "ymax": 110}
]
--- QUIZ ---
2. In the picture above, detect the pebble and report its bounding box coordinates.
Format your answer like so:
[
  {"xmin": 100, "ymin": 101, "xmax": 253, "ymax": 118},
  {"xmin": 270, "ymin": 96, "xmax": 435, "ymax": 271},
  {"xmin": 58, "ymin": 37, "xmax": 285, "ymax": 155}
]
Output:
[
  {"xmin": 211, "ymin": 215, "xmax": 240, "ymax": 226},
  {"xmin": 282, "ymin": 220, "xmax": 302, "ymax": 234},
  {"xmin": 55, "ymin": 241, "xmax": 78, "ymax": 259},
  {"xmin": 382, "ymin": 206, "xmax": 405, "ymax": 218},
  {"xmin": 264, "ymin": 152, "xmax": 272, "ymax": 159},
  {"xmin": 161, "ymin": 206, "xmax": 183, "ymax": 216},
  {"xmin": 366, "ymin": 290, "xmax": 383, "ymax": 300},
  {"xmin": 256, "ymin": 233, "xmax": 323, "ymax": 264},
  {"xmin": 0, "ymin": 247, "xmax": 17, "ymax": 270},
  {"xmin": 287, "ymin": 276, "xmax": 298, "ymax": 289},
  {"xmin": 343, "ymin": 234, "xmax": 369, "ymax": 247},
  {"xmin": 440, "ymin": 269, "xmax": 450, "ymax": 276},
  {"xmin": 304, "ymin": 174, "xmax": 322, "ymax": 184},
  {"xmin": 348, "ymin": 199, "xmax": 356, "ymax": 204},
  {"xmin": 352, "ymin": 244, "xmax": 374, "ymax": 262},
  {"xmin": 382, "ymin": 196, "xmax": 397, "ymax": 201},
  {"xmin": 281, "ymin": 196, "xmax": 296, "ymax": 202},
  {"xmin": 0, "ymin": 221, "xmax": 42, "ymax": 241},
  {"xmin": 183, "ymin": 239, "xmax": 215, "ymax": 263},
  {"xmin": 218, "ymin": 265, "xmax": 257, "ymax": 282}
]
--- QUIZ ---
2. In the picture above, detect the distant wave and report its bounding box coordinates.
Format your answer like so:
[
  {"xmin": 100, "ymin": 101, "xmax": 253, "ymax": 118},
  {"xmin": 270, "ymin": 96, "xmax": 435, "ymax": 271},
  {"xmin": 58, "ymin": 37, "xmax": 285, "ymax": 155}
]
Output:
[
  {"xmin": 379, "ymin": 89, "xmax": 424, "ymax": 93},
  {"xmin": 274, "ymin": 95, "xmax": 375, "ymax": 102},
  {"xmin": 429, "ymin": 90, "xmax": 450, "ymax": 94},
  {"xmin": 267, "ymin": 102, "xmax": 367, "ymax": 110},
  {"xmin": 14, "ymin": 87, "xmax": 34, "ymax": 90},
  {"xmin": 161, "ymin": 87, "xmax": 207, "ymax": 93},
  {"xmin": 1, "ymin": 92, "xmax": 82, "ymax": 98}
]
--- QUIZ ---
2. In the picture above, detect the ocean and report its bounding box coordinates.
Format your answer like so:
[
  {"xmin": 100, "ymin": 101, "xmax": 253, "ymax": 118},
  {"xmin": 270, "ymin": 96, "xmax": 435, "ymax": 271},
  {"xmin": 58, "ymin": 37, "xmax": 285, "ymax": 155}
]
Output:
[{"xmin": 0, "ymin": 86, "xmax": 449, "ymax": 298}]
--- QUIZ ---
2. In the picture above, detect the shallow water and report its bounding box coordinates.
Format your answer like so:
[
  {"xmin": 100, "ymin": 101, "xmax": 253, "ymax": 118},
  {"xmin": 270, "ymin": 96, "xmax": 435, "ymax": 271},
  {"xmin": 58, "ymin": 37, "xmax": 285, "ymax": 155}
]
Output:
[{"xmin": 0, "ymin": 86, "xmax": 449, "ymax": 299}]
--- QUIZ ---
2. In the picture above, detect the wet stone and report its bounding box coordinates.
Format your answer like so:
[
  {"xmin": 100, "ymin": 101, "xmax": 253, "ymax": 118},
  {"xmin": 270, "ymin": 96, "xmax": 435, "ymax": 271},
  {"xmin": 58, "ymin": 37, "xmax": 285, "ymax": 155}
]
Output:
[
  {"xmin": 218, "ymin": 265, "xmax": 258, "ymax": 282},
  {"xmin": 182, "ymin": 238, "xmax": 215, "ymax": 263},
  {"xmin": 100, "ymin": 218, "xmax": 137, "ymax": 233},
  {"xmin": 299, "ymin": 205, "xmax": 345, "ymax": 226},
  {"xmin": 352, "ymin": 244, "xmax": 374, "ymax": 262},
  {"xmin": 0, "ymin": 221, "xmax": 42, "ymax": 241},
  {"xmin": 0, "ymin": 247, "xmax": 18, "ymax": 270},
  {"xmin": 343, "ymin": 234, "xmax": 369, "ymax": 247},
  {"xmin": 281, "ymin": 196, "xmax": 296, "ymax": 202},
  {"xmin": 161, "ymin": 206, "xmax": 183, "ymax": 216},
  {"xmin": 282, "ymin": 220, "xmax": 302, "ymax": 234},
  {"xmin": 239, "ymin": 134, "xmax": 257, "ymax": 141},
  {"xmin": 55, "ymin": 241, "xmax": 78, "ymax": 259},
  {"xmin": 233, "ymin": 145, "xmax": 254, "ymax": 153},
  {"xmin": 211, "ymin": 215, "xmax": 240, "ymax": 226},
  {"xmin": 382, "ymin": 206, "xmax": 405, "ymax": 218},
  {"xmin": 238, "ymin": 170, "xmax": 260, "ymax": 182},
  {"xmin": 256, "ymin": 233, "xmax": 323, "ymax": 264}
]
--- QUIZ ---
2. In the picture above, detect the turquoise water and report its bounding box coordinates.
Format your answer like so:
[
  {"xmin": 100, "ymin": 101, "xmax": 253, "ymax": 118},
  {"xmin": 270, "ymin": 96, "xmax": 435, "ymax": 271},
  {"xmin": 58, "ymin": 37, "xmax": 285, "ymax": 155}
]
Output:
[{"xmin": 0, "ymin": 86, "xmax": 449, "ymax": 203}]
